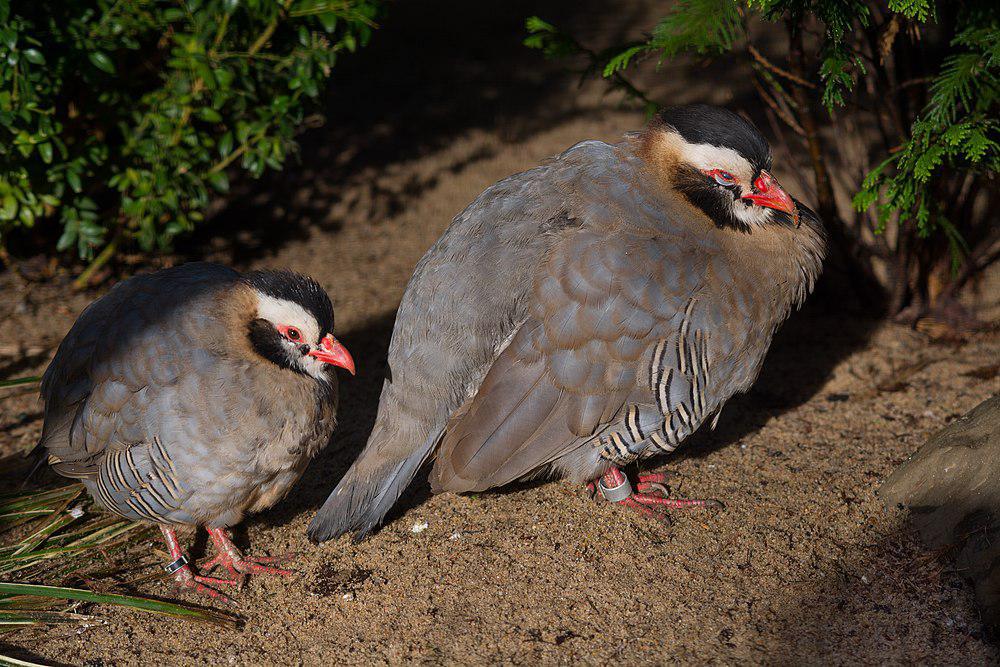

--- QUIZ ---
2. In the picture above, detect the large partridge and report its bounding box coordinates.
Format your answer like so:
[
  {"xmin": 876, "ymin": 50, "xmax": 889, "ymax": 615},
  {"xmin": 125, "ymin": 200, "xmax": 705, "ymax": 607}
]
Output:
[
  {"xmin": 39, "ymin": 263, "xmax": 354, "ymax": 599},
  {"xmin": 309, "ymin": 105, "xmax": 825, "ymax": 542}
]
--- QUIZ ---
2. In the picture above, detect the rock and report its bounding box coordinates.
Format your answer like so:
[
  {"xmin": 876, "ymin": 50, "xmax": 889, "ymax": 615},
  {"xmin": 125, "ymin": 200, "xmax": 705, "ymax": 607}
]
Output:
[{"xmin": 880, "ymin": 395, "xmax": 1000, "ymax": 625}]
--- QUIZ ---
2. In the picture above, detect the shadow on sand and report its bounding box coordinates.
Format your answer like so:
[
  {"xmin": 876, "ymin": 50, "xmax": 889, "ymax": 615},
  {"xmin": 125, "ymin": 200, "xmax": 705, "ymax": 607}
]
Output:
[{"xmin": 763, "ymin": 517, "xmax": 988, "ymax": 660}]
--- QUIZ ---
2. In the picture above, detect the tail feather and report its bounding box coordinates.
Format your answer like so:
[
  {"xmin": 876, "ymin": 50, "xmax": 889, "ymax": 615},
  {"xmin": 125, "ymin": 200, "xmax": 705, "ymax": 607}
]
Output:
[{"xmin": 307, "ymin": 429, "xmax": 441, "ymax": 543}]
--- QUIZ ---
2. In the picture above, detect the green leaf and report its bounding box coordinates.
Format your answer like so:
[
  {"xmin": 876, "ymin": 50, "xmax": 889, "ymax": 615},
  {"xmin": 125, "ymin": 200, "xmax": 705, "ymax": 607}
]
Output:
[
  {"xmin": 38, "ymin": 142, "xmax": 53, "ymax": 164},
  {"xmin": 0, "ymin": 26, "xmax": 16, "ymax": 50},
  {"xmin": 206, "ymin": 170, "xmax": 229, "ymax": 193},
  {"xmin": 66, "ymin": 171, "xmax": 82, "ymax": 193},
  {"xmin": 88, "ymin": 51, "xmax": 116, "ymax": 74},
  {"xmin": 197, "ymin": 107, "xmax": 222, "ymax": 123},
  {"xmin": 318, "ymin": 12, "xmax": 338, "ymax": 33},
  {"xmin": 0, "ymin": 583, "xmax": 238, "ymax": 628},
  {"xmin": 56, "ymin": 224, "xmax": 77, "ymax": 252},
  {"xmin": 0, "ymin": 194, "xmax": 16, "ymax": 220},
  {"xmin": 525, "ymin": 16, "xmax": 556, "ymax": 34},
  {"xmin": 603, "ymin": 45, "xmax": 646, "ymax": 78},
  {"xmin": 17, "ymin": 206, "xmax": 34, "ymax": 226},
  {"xmin": 218, "ymin": 131, "xmax": 234, "ymax": 157},
  {"xmin": 22, "ymin": 48, "xmax": 44, "ymax": 65}
]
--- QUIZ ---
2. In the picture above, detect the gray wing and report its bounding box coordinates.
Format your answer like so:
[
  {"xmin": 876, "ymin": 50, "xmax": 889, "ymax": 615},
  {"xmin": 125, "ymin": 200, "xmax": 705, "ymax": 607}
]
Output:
[
  {"xmin": 40, "ymin": 263, "xmax": 240, "ymax": 522},
  {"xmin": 429, "ymin": 224, "xmax": 749, "ymax": 491}
]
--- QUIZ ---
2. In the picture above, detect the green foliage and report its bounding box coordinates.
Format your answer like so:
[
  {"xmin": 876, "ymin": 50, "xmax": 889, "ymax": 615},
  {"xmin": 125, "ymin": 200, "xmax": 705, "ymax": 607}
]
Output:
[
  {"xmin": 733, "ymin": 0, "xmax": 872, "ymax": 110},
  {"xmin": 854, "ymin": 21, "xmax": 999, "ymax": 237},
  {"xmin": 644, "ymin": 0, "xmax": 742, "ymax": 61},
  {"xmin": 527, "ymin": 0, "xmax": 740, "ymax": 82},
  {"xmin": 523, "ymin": 17, "xmax": 578, "ymax": 60},
  {"xmin": 889, "ymin": 0, "xmax": 933, "ymax": 22},
  {"xmin": 0, "ymin": 0, "xmax": 379, "ymax": 261}
]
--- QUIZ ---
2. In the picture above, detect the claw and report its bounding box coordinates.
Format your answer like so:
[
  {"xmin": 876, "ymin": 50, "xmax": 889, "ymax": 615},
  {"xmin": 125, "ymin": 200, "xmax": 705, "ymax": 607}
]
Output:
[{"xmin": 636, "ymin": 481, "xmax": 670, "ymax": 497}]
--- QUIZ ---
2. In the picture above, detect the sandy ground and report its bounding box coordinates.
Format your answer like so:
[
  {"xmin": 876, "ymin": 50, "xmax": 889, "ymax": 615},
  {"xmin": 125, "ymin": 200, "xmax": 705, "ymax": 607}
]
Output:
[{"xmin": 3, "ymin": 1, "xmax": 1000, "ymax": 663}]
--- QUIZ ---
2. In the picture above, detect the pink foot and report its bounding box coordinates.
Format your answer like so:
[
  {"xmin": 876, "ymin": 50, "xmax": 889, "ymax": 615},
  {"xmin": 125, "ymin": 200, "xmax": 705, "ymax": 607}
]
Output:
[
  {"xmin": 201, "ymin": 528, "xmax": 294, "ymax": 589},
  {"xmin": 159, "ymin": 526, "xmax": 236, "ymax": 604},
  {"xmin": 591, "ymin": 467, "xmax": 723, "ymax": 521}
]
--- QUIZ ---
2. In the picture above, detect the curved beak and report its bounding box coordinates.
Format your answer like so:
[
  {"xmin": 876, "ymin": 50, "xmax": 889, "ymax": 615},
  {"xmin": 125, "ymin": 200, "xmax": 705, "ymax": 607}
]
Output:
[
  {"xmin": 742, "ymin": 170, "xmax": 795, "ymax": 214},
  {"xmin": 307, "ymin": 334, "xmax": 355, "ymax": 375}
]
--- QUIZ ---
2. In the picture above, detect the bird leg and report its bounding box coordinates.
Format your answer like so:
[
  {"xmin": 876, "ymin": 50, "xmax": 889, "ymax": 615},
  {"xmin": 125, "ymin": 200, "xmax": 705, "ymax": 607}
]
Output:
[
  {"xmin": 159, "ymin": 526, "xmax": 237, "ymax": 603},
  {"xmin": 591, "ymin": 466, "xmax": 723, "ymax": 521},
  {"xmin": 200, "ymin": 527, "xmax": 293, "ymax": 587}
]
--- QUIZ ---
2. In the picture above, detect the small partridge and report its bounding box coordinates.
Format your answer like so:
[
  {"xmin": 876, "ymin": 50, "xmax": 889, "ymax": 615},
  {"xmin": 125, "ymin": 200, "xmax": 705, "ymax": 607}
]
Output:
[{"xmin": 40, "ymin": 262, "xmax": 354, "ymax": 599}]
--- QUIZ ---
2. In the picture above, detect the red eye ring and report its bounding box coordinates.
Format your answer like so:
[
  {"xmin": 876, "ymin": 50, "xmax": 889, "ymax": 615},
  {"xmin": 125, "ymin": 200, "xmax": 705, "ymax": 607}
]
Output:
[
  {"xmin": 704, "ymin": 169, "xmax": 737, "ymax": 186},
  {"xmin": 277, "ymin": 325, "xmax": 302, "ymax": 342}
]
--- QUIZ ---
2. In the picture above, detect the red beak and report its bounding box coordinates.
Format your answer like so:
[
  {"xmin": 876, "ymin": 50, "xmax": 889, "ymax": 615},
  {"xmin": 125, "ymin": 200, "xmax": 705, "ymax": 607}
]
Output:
[
  {"xmin": 741, "ymin": 170, "xmax": 795, "ymax": 214},
  {"xmin": 308, "ymin": 334, "xmax": 355, "ymax": 375}
]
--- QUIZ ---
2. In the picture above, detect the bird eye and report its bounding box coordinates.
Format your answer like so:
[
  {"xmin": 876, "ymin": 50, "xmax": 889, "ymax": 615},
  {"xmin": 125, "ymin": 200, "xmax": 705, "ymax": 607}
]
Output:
[
  {"xmin": 279, "ymin": 325, "xmax": 302, "ymax": 342},
  {"xmin": 711, "ymin": 170, "xmax": 736, "ymax": 186}
]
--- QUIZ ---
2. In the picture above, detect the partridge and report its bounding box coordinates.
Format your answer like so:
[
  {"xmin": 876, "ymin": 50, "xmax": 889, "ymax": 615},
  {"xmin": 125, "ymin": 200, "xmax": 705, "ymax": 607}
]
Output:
[
  {"xmin": 309, "ymin": 105, "xmax": 825, "ymax": 542},
  {"xmin": 39, "ymin": 262, "xmax": 354, "ymax": 599}
]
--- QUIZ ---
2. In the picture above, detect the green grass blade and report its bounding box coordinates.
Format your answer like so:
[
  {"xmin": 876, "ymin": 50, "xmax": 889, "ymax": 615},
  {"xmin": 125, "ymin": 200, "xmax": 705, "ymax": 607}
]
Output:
[
  {"xmin": 0, "ymin": 583, "xmax": 238, "ymax": 628},
  {"xmin": 0, "ymin": 376, "xmax": 41, "ymax": 389},
  {"xmin": 13, "ymin": 491, "xmax": 83, "ymax": 556},
  {"xmin": 0, "ymin": 487, "xmax": 84, "ymax": 519}
]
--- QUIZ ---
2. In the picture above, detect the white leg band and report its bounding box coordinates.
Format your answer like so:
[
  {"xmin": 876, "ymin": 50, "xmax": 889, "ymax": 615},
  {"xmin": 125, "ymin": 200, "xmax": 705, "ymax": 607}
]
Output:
[{"xmin": 598, "ymin": 475, "xmax": 633, "ymax": 503}]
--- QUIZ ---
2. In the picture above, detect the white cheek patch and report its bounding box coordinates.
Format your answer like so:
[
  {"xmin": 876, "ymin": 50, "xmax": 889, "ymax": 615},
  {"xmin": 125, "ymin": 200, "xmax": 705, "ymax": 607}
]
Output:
[
  {"xmin": 254, "ymin": 293, "xmax": 321, "ymax": 344},
  {"xmin": 677, "ymin": 141, "xmax": 754, "ymax": 184}
]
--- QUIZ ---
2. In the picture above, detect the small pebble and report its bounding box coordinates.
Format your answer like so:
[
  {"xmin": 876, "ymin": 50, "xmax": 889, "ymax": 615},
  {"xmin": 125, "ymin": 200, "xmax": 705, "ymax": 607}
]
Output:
[{"xmin": 411, "ymin": 520, "xmax": 428, "ymax": 533}]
